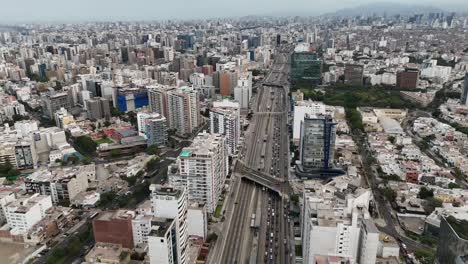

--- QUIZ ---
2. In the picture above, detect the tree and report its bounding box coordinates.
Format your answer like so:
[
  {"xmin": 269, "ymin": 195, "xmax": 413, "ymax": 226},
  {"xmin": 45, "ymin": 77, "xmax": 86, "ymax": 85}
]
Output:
[
  {"xmin": 290, "ymin": 194, "xmax": 300, "ymax": 205},
  {"xmin": 111, "ymin": 107, "xmax": 123, "ymax": 117},
  {"xmin": 387, "ymin": 136, "xmax": 396, "ymax": 144},
  {"xmin": 418, "ymin": 187, "xmax": 434, "ymax": 199},
  {"xmin": 74, "ymin": 136, "xmax": 98, "ymax": 155},
  {"xmin": 345, "ymin": 108, "xmax": 364, "ymax": 131},
  {"xmin": 124, "ymin": 176, "xmax": 137, "ymax": 186},
  {"xmin": 127, "ymin": 111, "xmax": 137, "ymax": 127},
  {"xmin": 146, "ymin": 157, "xmax": 160, "ymax": 171},
  {"xmin": 448, "ymin": 182, "xmax": 460, "ymax": 189},
  {"xmin": 110, "ymin": 149, "xmax": 121, "ymax": 157},
  {"xmin": 146, "ymin": 145, "xmax": 160, "ymax": 156},
  {"xmin": 380, "ymin": 187, "xmax": 397, "ymax": 201},
  {"xmin": 7, "ymin": 169, "xmax": 20, "ymax": 177}
]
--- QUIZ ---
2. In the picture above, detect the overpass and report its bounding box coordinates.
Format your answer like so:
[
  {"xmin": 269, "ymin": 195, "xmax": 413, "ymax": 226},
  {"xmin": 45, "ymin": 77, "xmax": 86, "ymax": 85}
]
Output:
[
  {"xmin": 262, "ymin": 82, "xmax": 285, "ymax": 88},
  {"xmin": 235, "ymin": 161, "xmax": 285, "ymax": 196}
]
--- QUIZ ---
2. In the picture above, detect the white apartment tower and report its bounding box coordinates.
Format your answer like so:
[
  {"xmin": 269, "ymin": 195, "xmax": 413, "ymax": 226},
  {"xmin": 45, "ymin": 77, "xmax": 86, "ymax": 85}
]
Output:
[
  {"xmin": 210, "ymin": 107, "xmax": 240, "ymax": 156},
  {"xmin": 168, "ymin": 132, "xmax": 228, "ymax": 214},
  {"xmin": 137, "ymin": 112, "xmax": 168, "ymax": 147},
  {"xmin": 147, "ymin": 218, "xmax": 179, "ymax": 264},
  {"xmin": 150, "ymin": 184, "xmax": 188, "ymax": 264}
]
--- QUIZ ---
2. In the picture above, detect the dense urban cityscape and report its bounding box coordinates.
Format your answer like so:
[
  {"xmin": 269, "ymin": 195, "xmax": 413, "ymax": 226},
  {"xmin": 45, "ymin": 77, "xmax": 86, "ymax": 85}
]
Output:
[{"xmin": 0, "ymin": 2, "xmax": 468, "ymax": 264}]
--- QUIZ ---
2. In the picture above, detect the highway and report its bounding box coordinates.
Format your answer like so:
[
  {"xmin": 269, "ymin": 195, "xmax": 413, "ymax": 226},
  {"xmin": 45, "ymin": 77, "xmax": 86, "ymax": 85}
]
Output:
[{"xmin": 217, "ymin": 48, "xmax": 293, "ymax": 264}]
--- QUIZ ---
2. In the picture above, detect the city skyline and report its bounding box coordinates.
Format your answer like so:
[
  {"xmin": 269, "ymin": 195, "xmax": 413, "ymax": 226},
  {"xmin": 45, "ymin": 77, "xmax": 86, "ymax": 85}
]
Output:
[{"xmin": 0, "ymin": 0, "xmax": 468, "ymax": 23}]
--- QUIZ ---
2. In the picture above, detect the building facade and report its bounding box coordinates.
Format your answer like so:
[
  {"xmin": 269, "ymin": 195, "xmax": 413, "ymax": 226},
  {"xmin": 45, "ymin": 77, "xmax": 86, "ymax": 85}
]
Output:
[
  {"xmin": 299, "ymin": 114, "xmax": 336, "ymax": 170},
  {"xmin": 210, "ymin": 107, "xmax": 240, "ymax": 156},
  {"xmin": 396, "ymin": 68, "xmax": 420, "ymax": 90},
  {"xmin": 167, "ymin": 86, "xmax": 200, "ymax": 135},
  {"xmin": 168, "ymin": 132, "xmax": 228, "ymax": 214},
  {"xmin": 93, "ymin": 210, "xmax": 135, "ymax": 249},
  {"xmin": 150, "ymin": 184, "xmax": 188, "ymax": 264}
]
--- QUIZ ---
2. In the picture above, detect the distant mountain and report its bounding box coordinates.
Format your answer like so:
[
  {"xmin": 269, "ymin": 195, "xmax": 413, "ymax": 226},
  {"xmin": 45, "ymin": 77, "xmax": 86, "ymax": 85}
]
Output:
[{"xmin": 326, "ymin": 2, "xmax": 445, "ymax": 17}]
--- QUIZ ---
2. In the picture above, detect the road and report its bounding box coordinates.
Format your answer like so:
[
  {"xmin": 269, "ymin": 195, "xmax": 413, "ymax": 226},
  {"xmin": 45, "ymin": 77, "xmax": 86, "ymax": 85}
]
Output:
[{"xmin": 216, "ymin": 47, "xmax": 294, "ymax": 264}]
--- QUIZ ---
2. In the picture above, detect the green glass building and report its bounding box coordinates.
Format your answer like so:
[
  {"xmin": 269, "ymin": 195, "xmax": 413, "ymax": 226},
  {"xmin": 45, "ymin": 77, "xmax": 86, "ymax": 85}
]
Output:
[{"xmin": 290, "ymin": 52, "xmax": 322, "ymax": 87}]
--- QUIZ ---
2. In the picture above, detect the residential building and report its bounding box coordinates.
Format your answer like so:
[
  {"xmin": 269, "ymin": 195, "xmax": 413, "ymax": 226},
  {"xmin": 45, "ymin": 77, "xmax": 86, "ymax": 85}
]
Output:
[
  {"xmin": 460, "ymin": 72, "xmax": 468, "ymax": 106},
  {"xmin": 168, "ymin": 132, "xmax": 228, "ymax": 214},
  {"xmin": 147, "ymin": 218, "xmax": 180, "ymax": 264},
  {"xmin": 93, "ymin": 210, "xmax": 135, "ymax": 249},
  {"xmin": 210, "ymin": 107, "xmax": 240, "ymax": 156},
  {"xmin": 301, "ymin": 184, "xmax": 375, "ymax": 264},
  {"xmin": 0, "ymin": 190, "xmax": 16, "ymax": 224},
  {"xmin": 0, "ymin": 125, "xmax": 38, "ymax": 169},
  {"xmin": 4, "ymin": 194, "xmax": 53, "ymax": 235},
  {"xmin": 86, "ymin": 97, "xmax": 111, "ymax": 120},
  {"xmin": 357, "ymin": 219, "xmax": 380, "ymax": 264},
  {"xmin": 41, "ymin": 92, "xmax": 70, "ymax": 119},
  {"xmin": 54, "ymin": 108, "xmax": 75, "ymax": 129},
  {"xmin": 234, "ymin": 85, "xmax": 250, "ymax": 109},
  {"xmin": 150, "ymin": 184, "xmax": 188, "ymax": 264},
  {"xmin": 187, "ymin": 203, "xmax": 207, "ymax": 240},
  {"xmin": 132, "ymin": 214, "xmax": 153, "ymax": 246},
  {"xmin": 167, "ymin": 86, "xmax": 200, "ymax": 135},
  {"xmin": 344, "ymin": 64, "xmax": 364, "ymax": 86},
  {"xmin": 25, "ymin": 167, "xmax": 89, "ymax": 204},
  {"xmin": 396, "ymin": 67, "xmax": 420, "ymax": 90},
  {"xmin": 147, "ymin": 84, "xmax": 175, "ymax": 118},
  {"xmin": 145, "ymin": 115, "xmax": 168, "ymax": 147}
]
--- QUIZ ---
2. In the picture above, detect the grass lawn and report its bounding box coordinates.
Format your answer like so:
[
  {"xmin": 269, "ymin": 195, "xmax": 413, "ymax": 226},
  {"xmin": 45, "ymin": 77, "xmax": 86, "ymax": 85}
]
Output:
[
  {"xmin": 95, "ymin": 138, "xmax": 113, "ymax": 144},
  {"xmin": 214, "ymin": 199, "xmax": 225, "ymax": 218}
]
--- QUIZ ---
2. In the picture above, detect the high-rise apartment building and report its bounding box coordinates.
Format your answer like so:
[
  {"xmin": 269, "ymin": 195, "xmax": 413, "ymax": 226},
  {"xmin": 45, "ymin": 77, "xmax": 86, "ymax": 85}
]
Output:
[
  {"xmin": 150, "ymin": 184, "xmax": 188, "ymax": 264},
  {"xmin": 168, "ymin": 132, "xmax": 228, "ymax": 214},
  {"xmin": 167, "ymin": 86, "xmax": 200, "ymax": 135},
  {"xmin": 147, "ymin": 84, "xmax": 175, "ymax": 118},
  {"xmin": 85, "ymin": 97, "xmax": 110, "ymax": 120},
  {"xmin": 210, "ymin": 107, "xmax": 240, "ymax": 156},
  {"xmin": 460, "ymin": 72, "xmax": 468, "ymax": 106},
  {"xmin": 137, "ymin": 112, "xmax": 167, "ymax": 147},
  {"xmin": 219, "ymin": 70, "xmax": 237, "ymax": 97},
  {"xmin": 147, "ymin": 218, "xmax": 180, "ymax": 264}
]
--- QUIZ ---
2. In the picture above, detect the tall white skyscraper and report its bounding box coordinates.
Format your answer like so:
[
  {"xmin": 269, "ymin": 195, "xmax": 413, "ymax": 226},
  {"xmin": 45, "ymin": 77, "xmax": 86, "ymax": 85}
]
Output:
[
  {"xmin": 149, "ymin": 184, "xmax": 188, "ymax": 264},
  {"xmin": 210, "ymin": 102, "xmax": 240, "ymax": 156},
  {"xmin": 168, "ymin": 132, "xmax": 228, "ymax": 214}
]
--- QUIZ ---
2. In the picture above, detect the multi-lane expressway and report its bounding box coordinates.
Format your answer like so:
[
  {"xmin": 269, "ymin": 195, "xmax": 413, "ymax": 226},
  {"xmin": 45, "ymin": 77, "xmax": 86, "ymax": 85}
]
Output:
[{"xmin": 215, "ymin": 50, "xmax": 293, "ymax": 264}]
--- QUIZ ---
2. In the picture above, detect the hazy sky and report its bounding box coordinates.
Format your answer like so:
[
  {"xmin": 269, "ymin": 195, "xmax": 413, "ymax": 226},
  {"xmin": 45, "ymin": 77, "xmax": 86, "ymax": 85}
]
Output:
[{"xmin": 0, "ymin": 0, "xmax": 467, "ymax": 22}]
